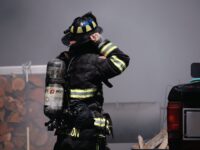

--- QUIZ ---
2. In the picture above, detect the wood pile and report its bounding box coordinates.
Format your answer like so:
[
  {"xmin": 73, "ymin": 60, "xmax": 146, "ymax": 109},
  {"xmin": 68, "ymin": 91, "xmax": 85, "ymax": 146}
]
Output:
[
  {"xmin": 132, "ymin": 129, "xmax": 169, "ymax": 149},
  {"xmin": 0, "ymin": 74, "xmax": 55, "ymax": 150}
]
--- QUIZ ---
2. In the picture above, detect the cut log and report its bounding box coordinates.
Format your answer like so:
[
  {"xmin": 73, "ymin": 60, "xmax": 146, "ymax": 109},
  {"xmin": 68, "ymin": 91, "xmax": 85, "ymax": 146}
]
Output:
[
  {"xmin": 144, "ymin": 129, "xmax": 167, "ymax": 149},
  {"xmin": 0, "ymin": 123, "xmax": 13, "ymax": 136},
  {"xmin": 0, "ymin": 109, "xmax": 5, "ymax": 121},
  {"xmin": 0, "ymin": 132, "xmax": 12, "ymax": 142},
  {"xmin": 16, "ymin": 98, "xmax": 26, "ymax": 115},
  {"xmin": 12, "ymin": 135, "xmax": 26, "ymax": 149},
  {"xmin": 4, "ymin": 141, "xmax": 14, "ymax": 150},
  {"xmin": 4, "ymin": 96, "xmax": 17, "ymax": 111},
  {"xmin": 7, "ymin": 112, "xmax": 23, "ymax": 123},
  {"xmin": 11, "ymin": 77, "xmax": 25, "ymax": 91},
  {"xmin": 28, "ymin": 88, "xmax": 44, "ymax": 103},
  {"xmin": 29, "ymin": 75, "xmax": 44, "ymax": 87},
  {"xmin": 0, "ymin": 76, "xmax": 6, "ymax": 96},
  {"xmin": 0, "ymin": 87, "xmax": 5, "ymax": 97},
  {"xmin": 0, "ymin": 97, "xmax": 5, "ymax": 108},
  {"xmin": 0, "ymin": 76, "xmax": 8, "ymax": 89},
  {"xmin": 0, "ymin": 75, "xmax": 12, "ymax": 93}
]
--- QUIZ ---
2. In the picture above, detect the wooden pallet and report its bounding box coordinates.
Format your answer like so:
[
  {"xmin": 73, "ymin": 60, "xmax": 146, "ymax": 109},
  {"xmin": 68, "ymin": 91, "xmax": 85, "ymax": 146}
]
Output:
[{"xmin": 132, "ymin": 129, "xmax": 169, "ymax": 149}]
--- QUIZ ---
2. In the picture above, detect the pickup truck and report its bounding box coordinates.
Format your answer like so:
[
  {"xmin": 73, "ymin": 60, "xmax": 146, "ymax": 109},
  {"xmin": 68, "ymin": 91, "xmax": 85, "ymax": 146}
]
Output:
[{"xmin": 167, "ymin": 63, "xmax": 200, "ymax": 150}]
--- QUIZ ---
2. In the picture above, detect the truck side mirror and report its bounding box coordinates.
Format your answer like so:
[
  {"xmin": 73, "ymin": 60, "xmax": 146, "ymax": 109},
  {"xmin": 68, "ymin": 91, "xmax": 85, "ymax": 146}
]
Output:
[{"xmin": 191, "ymin": 63, "xmax": 200, "ymax": 78}]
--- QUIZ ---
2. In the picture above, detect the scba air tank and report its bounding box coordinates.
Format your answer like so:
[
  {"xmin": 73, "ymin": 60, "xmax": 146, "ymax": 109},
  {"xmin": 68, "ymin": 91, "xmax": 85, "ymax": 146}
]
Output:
[{"xmin": 44, "ymin": 58, "xmax": 66, "ymax": 119}]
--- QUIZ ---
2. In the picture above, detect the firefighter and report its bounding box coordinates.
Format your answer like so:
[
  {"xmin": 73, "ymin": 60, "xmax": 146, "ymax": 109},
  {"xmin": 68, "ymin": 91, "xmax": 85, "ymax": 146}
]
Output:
[{"xmin": 54, "ymin": 12, "xmax": 130, "ymax": 150}]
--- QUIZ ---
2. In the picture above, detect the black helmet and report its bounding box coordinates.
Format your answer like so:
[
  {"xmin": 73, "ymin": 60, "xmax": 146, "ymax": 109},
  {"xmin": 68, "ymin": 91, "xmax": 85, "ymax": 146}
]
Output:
[{"xmin": 61, "ymin": 12, "xmax": 103, "ymax": 46}]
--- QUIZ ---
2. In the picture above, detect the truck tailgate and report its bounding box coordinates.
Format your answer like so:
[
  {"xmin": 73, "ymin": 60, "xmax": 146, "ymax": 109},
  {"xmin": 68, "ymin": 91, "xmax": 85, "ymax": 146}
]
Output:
[{"xmin": 183, "ymin": 108, "xmax": 200, "ymax": 140}]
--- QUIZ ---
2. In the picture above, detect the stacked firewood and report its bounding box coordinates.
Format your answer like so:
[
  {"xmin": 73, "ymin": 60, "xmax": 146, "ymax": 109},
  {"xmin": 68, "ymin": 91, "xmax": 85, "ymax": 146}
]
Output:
[
  {"xmin": 0, "ymin": 74, "xmax": 55, "ymax": 150},
  {"xmin": 132, "ymin": 129, "xmax": 168, "ymax": 149}
]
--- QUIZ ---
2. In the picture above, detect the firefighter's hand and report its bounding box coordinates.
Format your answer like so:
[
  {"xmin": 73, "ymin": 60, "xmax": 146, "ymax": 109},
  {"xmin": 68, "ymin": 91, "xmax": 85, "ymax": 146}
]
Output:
[{"xmin": 90, "ymin": 32, "xmax": 101, "ymax": 43}]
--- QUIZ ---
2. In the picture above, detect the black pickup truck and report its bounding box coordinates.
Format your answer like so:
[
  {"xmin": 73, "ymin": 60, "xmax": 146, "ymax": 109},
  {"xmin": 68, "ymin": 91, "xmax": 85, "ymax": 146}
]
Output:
[{"xmin": 167, "ymin": 63, "xmax": 200, "ymax": 150}]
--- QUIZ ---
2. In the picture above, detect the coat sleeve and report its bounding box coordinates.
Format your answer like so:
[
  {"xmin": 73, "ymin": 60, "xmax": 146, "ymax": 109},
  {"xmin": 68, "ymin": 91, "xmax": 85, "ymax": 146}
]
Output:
[{"xmin": 94, "ymin": 40, "xmax": 130, "ymax": 79}]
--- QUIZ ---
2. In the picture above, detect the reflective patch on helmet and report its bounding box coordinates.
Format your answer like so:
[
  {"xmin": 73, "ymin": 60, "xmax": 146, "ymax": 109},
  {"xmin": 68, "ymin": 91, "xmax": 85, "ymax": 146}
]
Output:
[
  {"xmin": 86, "ymin": 25, "xmax": 92, "ymax": 32},
  {"xmin": 70, "ymin": 26, "xmax": 74, "ymax": 33},
  {"xmin": 77, "ymin": 27, "xmax": 83, "ymax": 33},
  {"xmin": 92, "ymin": 21, "xmax": 97, "ymax": 28}
]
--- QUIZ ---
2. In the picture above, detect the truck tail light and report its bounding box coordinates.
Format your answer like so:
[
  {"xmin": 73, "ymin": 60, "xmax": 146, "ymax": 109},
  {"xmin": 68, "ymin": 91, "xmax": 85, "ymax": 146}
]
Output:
[{"xmin": 167, "ymin": 102, "xmax": 182, "ymax": 132}]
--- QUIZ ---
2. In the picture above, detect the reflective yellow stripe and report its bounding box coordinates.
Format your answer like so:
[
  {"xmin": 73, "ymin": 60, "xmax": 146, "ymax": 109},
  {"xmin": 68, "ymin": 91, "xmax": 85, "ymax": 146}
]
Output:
[
  {"xmin": 104, "ymin": 46, "xmax": 117, "ymax": 57},
  {"xmin": 70, "ymin": 88, "xmax": 97, "ymax": 99},
  {"xmin": 77, "ymin": 27, "xmax": 83, "ymax": 33},
  {"xmin": 70, "ymin": 94, "xmax": 94, "ymax": 99},
  {"xmin": 110, "ymin": 55, "xmax": 126, "ymax": 72},
  {"xmin": 70, "ymin": 128, "xmax": 75, "ymax": 136},
  {"xmin": 94, "ymin": 118, "xmax": 111, "ymax": 135},
  {"xmin": 86, "ymin": 25, "xmax": 92, "ymax": 32},
  {"xmin": 92, "ymin": 21, "xmax": 97, "ymax": 28},
  {"xmin": 70, "ymin": 26, "xmax": 74, "ymax": 33},
  {"xmin": 70, "ymin": 127, "xmax": 80, "ymax": 138},
  {"xmin": 71, "ymin": 89, "xmax": 96, "ymax": 93},
  {"xmin": 94, "ymin": 118, "xmax": 106, "ymax": 127},
  {"xmin": 100, "ymin": 42, "xmax": 117, "ymax": 57},
  {"xmin": 100, "ymin": 43, "xmax": 112, "ymax": 53}
]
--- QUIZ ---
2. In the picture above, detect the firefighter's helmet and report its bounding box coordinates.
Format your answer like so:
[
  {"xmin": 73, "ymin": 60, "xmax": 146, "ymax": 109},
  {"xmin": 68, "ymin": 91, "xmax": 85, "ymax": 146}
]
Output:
[{"xmin": 62, "ymin": 12, "xmax": 103, "ymax": 46}]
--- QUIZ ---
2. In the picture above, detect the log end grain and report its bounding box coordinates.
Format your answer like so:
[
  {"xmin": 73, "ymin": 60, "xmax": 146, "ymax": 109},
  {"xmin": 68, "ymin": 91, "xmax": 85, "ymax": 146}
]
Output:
[{"xmin": 11, "ymin": 77, "xmax": 25, "ymax": 91}]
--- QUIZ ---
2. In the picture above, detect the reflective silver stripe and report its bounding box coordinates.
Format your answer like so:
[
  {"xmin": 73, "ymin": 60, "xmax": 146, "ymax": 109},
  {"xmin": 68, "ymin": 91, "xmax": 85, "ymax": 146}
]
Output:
[
  {"xmin": 70, "ymin": 88, "xmax": 97, "ymax": 99},
  {"xmin": 106, "ymin": 120, "xmax": 111, "ymax": 134},
  {"xmin": 110, "ymin": 55, "xmax": 126, "ymax": 72},
  {"xmin": 100, "ymin": 42, "xmax": 117, "ymax": 57}
]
